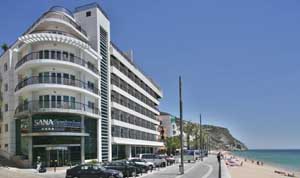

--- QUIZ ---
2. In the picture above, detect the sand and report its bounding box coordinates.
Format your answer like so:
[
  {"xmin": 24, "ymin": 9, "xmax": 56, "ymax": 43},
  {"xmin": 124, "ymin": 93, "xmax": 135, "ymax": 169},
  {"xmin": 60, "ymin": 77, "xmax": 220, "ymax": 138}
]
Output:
[{"xmin": 228, "ymin": 158, "xmax": 300, "ymax": 178}]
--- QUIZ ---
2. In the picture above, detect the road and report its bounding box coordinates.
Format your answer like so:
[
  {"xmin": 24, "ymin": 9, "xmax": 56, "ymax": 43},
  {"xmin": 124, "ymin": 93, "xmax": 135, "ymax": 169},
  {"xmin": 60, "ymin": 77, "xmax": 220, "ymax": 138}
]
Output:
[{"xmin": 0, "ymin": 155, "xmax": 231, "ymax": 178}]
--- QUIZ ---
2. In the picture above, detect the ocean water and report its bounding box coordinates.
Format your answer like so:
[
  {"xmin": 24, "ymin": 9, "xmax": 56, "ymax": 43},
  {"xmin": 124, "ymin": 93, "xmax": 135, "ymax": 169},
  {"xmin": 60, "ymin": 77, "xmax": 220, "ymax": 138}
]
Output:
[{"xmin": 232, "ymin": 150, "xmax": 300, "ymax": 172}]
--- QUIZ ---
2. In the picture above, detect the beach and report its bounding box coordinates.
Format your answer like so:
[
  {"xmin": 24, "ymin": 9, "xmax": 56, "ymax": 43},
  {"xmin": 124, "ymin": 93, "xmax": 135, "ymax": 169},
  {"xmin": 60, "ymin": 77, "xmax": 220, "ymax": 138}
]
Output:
[{"xmin": 227, "ymin": 157, "xmax": 300, "ymax": 178}]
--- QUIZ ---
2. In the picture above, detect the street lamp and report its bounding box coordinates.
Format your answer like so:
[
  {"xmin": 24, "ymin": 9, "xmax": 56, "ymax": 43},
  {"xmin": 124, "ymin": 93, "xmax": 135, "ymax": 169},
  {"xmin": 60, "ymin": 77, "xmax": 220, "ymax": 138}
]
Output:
[
  {"xmin": 179, "ymin": 76, "xmax": 184, "ymax": 174},
  {"xmin": 199, "ymin": 114, "xmax": 203, "ymax": 161}
]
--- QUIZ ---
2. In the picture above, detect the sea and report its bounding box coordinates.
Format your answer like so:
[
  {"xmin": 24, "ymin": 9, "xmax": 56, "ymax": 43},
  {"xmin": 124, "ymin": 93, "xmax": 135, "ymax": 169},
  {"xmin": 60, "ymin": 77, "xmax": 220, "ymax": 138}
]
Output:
[{"xmin": 232, "ymin": 150, "xmax": 300, "ymax": 172}]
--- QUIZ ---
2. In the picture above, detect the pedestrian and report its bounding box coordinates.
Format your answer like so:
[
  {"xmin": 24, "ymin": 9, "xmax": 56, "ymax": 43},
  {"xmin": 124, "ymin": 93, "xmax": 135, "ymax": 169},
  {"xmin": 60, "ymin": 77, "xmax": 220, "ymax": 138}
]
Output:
[
  {"xmin": 240, "ymin": 161, "xmax": 243, "ymax": 166},
  {"xmin": 217, "ymin": 152, "xmax": 221, "ymax": 163}
]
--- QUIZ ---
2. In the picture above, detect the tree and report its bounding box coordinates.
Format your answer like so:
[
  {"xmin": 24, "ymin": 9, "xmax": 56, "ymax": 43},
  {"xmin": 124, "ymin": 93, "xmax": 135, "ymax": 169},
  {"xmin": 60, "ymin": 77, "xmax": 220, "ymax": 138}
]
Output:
[
  {"xmin": 165, "ymin": 136, "xmax": 180, "ymax": 155},
  {"xmin": 183, "ymin": 121, "xmax": 195, "ymax": 150},
  {"xmin": 1, "ymin": 43, "xmax": 8, "ymax": 52}
]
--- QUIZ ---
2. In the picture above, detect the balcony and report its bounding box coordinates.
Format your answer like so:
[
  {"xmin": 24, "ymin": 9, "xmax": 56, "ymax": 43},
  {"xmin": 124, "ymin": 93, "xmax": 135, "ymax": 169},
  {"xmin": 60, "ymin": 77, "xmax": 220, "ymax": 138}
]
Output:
[
  {"xmin": 15, "ymin": 51, "xmax": 99, "ymax": 75},
  {"xmin": 15, "ymin": 76, "xmax": 99, "ymax": 95},
  {"xmin": 15, "ymin": 100, "xmax": 99, "ymax": 118}
]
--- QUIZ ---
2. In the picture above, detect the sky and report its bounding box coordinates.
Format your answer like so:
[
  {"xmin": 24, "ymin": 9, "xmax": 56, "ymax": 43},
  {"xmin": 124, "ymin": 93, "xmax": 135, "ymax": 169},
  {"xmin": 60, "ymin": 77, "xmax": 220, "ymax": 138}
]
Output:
[{"xmin": 1, "ymin": 0, "xmax": 300, "ymax": 149}]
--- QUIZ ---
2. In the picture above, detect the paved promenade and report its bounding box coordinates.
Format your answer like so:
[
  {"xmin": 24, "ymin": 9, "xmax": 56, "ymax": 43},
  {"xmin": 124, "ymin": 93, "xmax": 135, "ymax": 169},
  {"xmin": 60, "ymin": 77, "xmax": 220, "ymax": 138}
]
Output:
[{"xmin": 0, "ymin": 155, "xmax": 231, "ymax": 178}]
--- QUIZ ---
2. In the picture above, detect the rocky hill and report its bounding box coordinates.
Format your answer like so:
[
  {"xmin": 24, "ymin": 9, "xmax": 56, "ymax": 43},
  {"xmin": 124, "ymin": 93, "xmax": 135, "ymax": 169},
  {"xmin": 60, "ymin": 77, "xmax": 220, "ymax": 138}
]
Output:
[
  {"xmin": 203, "ymin": 125, "xmax": 248, "ymax": 151},
  {"xmin": 176, "ymin": 119, "xmax": 248, "ymax": 151}
]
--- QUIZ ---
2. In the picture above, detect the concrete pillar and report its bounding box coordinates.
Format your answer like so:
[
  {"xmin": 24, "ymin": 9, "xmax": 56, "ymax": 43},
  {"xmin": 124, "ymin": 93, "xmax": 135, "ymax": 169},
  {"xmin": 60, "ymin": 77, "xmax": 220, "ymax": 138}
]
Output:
[
  {"xmin": 125, "ymin": 145, "xmax": 132, "ymax": 159},
  {"xmin": 28, "ymin": 137, "xmax": 33, "ymax": 166},
  {"xmin": 81, "ymin": 116, "xmax": 85, "ymax": 163},
  {"xmin": 97, "ymin": 119, "xmax": 102, "ymax": 162}
]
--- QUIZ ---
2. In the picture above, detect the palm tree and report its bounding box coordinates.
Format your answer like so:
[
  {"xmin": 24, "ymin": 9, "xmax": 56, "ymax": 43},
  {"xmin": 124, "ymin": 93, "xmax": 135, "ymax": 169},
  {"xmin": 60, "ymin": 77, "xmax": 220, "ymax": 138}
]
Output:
[
  {"xmin": 1, "ymin": 43, "xmax": 8, "ymax": 52},
  {"xmin": 183, "ymin": 121, "xmax": 194, "ymax": 149}
]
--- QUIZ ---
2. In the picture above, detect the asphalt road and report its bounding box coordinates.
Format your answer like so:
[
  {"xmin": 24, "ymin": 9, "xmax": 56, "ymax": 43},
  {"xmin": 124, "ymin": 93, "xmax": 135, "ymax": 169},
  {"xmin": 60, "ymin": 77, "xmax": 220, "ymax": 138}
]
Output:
[{"xmin": 0, "ymin": 155, "xmax": 229, "ymax": 178}]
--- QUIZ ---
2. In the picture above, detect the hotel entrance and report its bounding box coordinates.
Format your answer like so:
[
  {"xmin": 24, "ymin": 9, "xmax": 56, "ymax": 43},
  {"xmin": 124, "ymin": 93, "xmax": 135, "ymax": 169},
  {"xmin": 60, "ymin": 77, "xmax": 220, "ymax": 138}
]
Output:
[{"xmin": 46, "ymin": 147, "xmax": 70, "ymax": 167}]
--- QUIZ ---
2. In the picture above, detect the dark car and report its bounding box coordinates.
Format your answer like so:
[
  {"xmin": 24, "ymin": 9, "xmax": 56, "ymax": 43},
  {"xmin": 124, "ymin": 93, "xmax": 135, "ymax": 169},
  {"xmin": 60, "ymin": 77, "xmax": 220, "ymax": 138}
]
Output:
[
  {"xmin": 65, "ymin": 164, "xmax": 123, "ymax": 178},
  {"xmin": 103, "ymin": 161, "xmax": 139, "ymax": 177},
  {"xmin": 126, "ymin": 160, "xmax": 149, "ymax": 173}
]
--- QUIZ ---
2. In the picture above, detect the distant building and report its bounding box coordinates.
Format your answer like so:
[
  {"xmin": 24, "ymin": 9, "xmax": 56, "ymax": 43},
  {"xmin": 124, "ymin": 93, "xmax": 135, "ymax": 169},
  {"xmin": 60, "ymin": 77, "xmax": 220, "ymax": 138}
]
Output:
[{"xmin": 158, "ymin": 112, "xmax": 179, "ymax": 138}]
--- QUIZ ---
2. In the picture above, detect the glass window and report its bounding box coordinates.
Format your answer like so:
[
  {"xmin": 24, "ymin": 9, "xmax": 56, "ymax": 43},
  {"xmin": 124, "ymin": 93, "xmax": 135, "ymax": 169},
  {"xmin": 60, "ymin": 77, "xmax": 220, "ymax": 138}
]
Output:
[
  {"xmin": 63, "ymin": 96, "xmax": 69, "ymax": 108},
  {"xmin": 86, "ymin": 11, "xmax": 91, "ymax": 17},
  {"xmin": 44, "ymin": 95, "xmax": 50, "ymax": 108},
  {"xmin": 63, "ymin": 73, "xmax": 69, "ymax": 85},
  {"xmin": 51, "ymin": 50, "xmax": 56, "ymax": 59},
  {"xmin": 57, "ymin": 51, "xmax": 61, "ymax": 60},
  {"xmin": 44, "ymin": 50, "xmax": 49, "ymax": 58},
  {"xmin": 39, "ymin": 51, "xmax": 43, "ymax": 59},
  {"xmin": 57, "ymin": 96, "xmax": 62, "ymax": 108},
  {"xmin": 39, "ymin": 96, "xmax": 43, "ymax": 108},
  {"xmin": 51, "ymin": 72, "xmax": 56, "ymax": 83},
  {"xmin": 63, "ymin": 51, "xmax": 68, "ymax": 60},
  {"xmin": 43, "ymin": 72, "xmax": 50, "ymax": 83},
  {"xmin": 70, "ymin": 53, "xmax": 74, "ymax": 62},
  {"xmin": 51, "ymin": 95, "xmax": 56, "ymax": 108},
  {"xmin": 57, "ymin": 73, "xmax": 62, "ymax": 84},
  {"xmin": 4, "ymin": 63, "xmax": 7, "ymax": 71}
]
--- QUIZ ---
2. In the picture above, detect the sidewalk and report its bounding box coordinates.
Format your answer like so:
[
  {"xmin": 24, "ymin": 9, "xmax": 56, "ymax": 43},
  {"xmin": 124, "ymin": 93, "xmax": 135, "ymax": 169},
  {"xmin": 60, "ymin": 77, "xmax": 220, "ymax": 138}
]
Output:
[{"xmin": 221, "ymin": 160, "xmax": 232, "ymax": 178}]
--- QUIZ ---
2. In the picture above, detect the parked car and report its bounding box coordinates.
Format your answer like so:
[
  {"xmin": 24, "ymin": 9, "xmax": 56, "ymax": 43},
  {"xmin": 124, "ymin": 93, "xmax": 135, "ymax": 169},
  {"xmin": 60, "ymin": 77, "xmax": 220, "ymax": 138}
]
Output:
[
  {"xmin": 128, "ymin": 158, "xmax": 154, "ymax": 171},
  {"xmin": 66, "ymin": 164, "xmax": 123, "ymax": 178},
  {"xmin": 102, "ymin": 161, "xmax": 139, "ymax": 177},
  {"xmin": 158, "ymin": 155, "xmax": 176, "ymax": 165},
  {"xmin": 139, "ymin": 154, "xmax": 167, "ymax": 167}
]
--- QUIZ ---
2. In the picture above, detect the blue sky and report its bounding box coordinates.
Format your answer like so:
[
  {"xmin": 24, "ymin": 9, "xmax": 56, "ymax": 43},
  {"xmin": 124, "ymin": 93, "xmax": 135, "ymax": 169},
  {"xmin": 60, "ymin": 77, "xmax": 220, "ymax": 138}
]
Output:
[{"xmin": 1, "ymin": 0, "xmax": 300, "ymax": 149}]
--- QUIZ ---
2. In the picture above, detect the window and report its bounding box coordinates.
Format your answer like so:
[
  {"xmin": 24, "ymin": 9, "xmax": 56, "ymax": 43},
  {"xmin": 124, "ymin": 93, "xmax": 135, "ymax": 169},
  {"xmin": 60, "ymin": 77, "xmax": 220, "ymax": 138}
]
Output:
[
  {"xmin": 4, "ymin": 104, "xmax": 8, "ymax": 112},
  {"xmin": 4, "ymin": 63, "xmax": 7, "ymax": 71},
  {"xmin": 63, "ymin": 51, "xmax": 68, "ymax": 60},
  {"xmin": 81, "ymin": 165, "xmax": 89, "ymax": 170},
  {"xmin": 5, "ymin": 124, "xmax": 8, "ymax": 132},
  {"xmin": 44, "ymin": 95, "xmax": 50, "ymax": 108},
  {"xmin": 51, "ymin": 50, "xmax": 56, "ymax": 59},
  {"xmin": 87, "ymin": 81, "xmax": 95, "ymax": 90},
  {"xmin": 4, "ymin": 144, "xmax": 8, "ymax": 148},
  {"xmin": 88, "ymin": 101, "xmax": 95, "ymax": 109},
  {"xmin": 44, "ymin": 50, "xmax": 49, "ymax": 58},
  {"xmin": 4, "ymin": 83, "xmax": 8, "ymax": 91},
  {"xmin": 86, "ymin": 11, "xmax": 91, "ymax": 17}
]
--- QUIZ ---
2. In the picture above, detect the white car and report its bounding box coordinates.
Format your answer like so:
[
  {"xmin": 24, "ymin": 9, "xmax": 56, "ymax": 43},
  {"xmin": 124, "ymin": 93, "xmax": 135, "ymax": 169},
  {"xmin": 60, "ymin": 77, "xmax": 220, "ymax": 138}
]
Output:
[
  {"xmin": 129, "ymin": 158, "xmax": 155, "ymax": 170},
  {"xmin": 139, "ymin": 154, "xmax": 167, "ymax": 167}
]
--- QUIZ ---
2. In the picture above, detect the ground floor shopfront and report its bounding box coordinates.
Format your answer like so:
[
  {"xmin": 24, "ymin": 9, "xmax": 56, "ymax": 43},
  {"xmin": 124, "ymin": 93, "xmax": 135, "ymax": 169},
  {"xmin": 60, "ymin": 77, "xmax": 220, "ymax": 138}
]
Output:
[{"xmin": 15, "ymin": 113, "xmax": 98, "ymax": 167}]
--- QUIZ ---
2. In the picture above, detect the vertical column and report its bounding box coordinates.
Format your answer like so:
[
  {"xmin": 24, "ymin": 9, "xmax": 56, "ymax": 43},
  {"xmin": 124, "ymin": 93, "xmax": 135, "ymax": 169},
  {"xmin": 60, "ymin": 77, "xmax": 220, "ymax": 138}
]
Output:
[
  {"xmin": 97, "ymin": 119, "xmax": 102, "ymax": 162},
  {"xmin": 28, "ymin": 115, "xmax": 33, "ymax": 165},
  {"xmin": 28, "ymin": 137, "xmax": 33, "ymax": 165},
  {"xmin": 125, "ymin": 145, "xmax": 132, "ymax": 159},
  {"xmin": 81, "ymin": 116, "xmax": 85, "ymax": 163}
]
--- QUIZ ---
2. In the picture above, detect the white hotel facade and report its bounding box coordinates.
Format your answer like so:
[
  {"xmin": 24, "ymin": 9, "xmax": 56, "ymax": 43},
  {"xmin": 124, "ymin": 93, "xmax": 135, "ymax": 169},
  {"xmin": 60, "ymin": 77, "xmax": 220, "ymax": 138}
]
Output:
[{"xmin": 0, "ymin": 3, "xmax": 163, "ymax": 167}]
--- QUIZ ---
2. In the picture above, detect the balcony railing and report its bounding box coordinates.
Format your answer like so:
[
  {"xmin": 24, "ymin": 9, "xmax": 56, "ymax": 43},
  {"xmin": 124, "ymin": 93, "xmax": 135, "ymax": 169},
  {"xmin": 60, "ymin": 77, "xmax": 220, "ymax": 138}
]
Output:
[
  {"xmin": 15, "ymin": 100, "xmax": 99, "ymax": 116},
  {"xmin": 15, "ymin": 51, "xmax": 99, "ymax": 75},
  {"xmin": 15, "ymin": 76, "xmax": 99, "ymax": 95},
  {"xmin": 47, "ymin": 7, "xmax": 87, "ymax": 36}
]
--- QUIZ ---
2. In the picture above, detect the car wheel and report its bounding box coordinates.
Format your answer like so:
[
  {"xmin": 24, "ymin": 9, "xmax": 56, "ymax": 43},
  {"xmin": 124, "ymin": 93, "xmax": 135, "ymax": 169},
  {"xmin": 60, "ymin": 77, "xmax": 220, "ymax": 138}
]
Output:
[
  {"xmin": 131, "ymin": 170, "xmax": 137, "ymax": 177},
  {"xmin": 149, "ymin": 165, "xmax": 153, "ymax": 171}
]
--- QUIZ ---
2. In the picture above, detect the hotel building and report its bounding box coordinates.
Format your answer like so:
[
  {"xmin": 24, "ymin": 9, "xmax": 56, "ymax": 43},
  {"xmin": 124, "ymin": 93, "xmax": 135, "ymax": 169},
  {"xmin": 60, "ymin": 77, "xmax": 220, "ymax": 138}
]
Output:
[{"xmin": 0, "ymin": 3, "xmax": 163, "ymax": 167}]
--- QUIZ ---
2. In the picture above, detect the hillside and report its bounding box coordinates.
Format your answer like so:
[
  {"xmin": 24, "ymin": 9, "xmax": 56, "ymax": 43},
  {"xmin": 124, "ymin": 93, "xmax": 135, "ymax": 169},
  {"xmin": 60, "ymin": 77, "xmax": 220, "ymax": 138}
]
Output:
[
  {"xmin": 203, "ymin": 125, "xmax": 248, "ymax": 151},
  {"xmin": 175, "ymin": 119, "xmax": 248, "ymax": 151}
]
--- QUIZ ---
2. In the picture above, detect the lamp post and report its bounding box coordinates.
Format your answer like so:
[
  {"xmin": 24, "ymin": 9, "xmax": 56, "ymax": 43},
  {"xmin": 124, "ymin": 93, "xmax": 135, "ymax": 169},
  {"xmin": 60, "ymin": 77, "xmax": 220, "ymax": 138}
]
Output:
[
  {"xmin": 179, "ymin": 76, "xmax": 184, "ymax": 174},
  {"xmin": 199, "ymin": 114, "xmax": 203, "ymax": 161}
]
